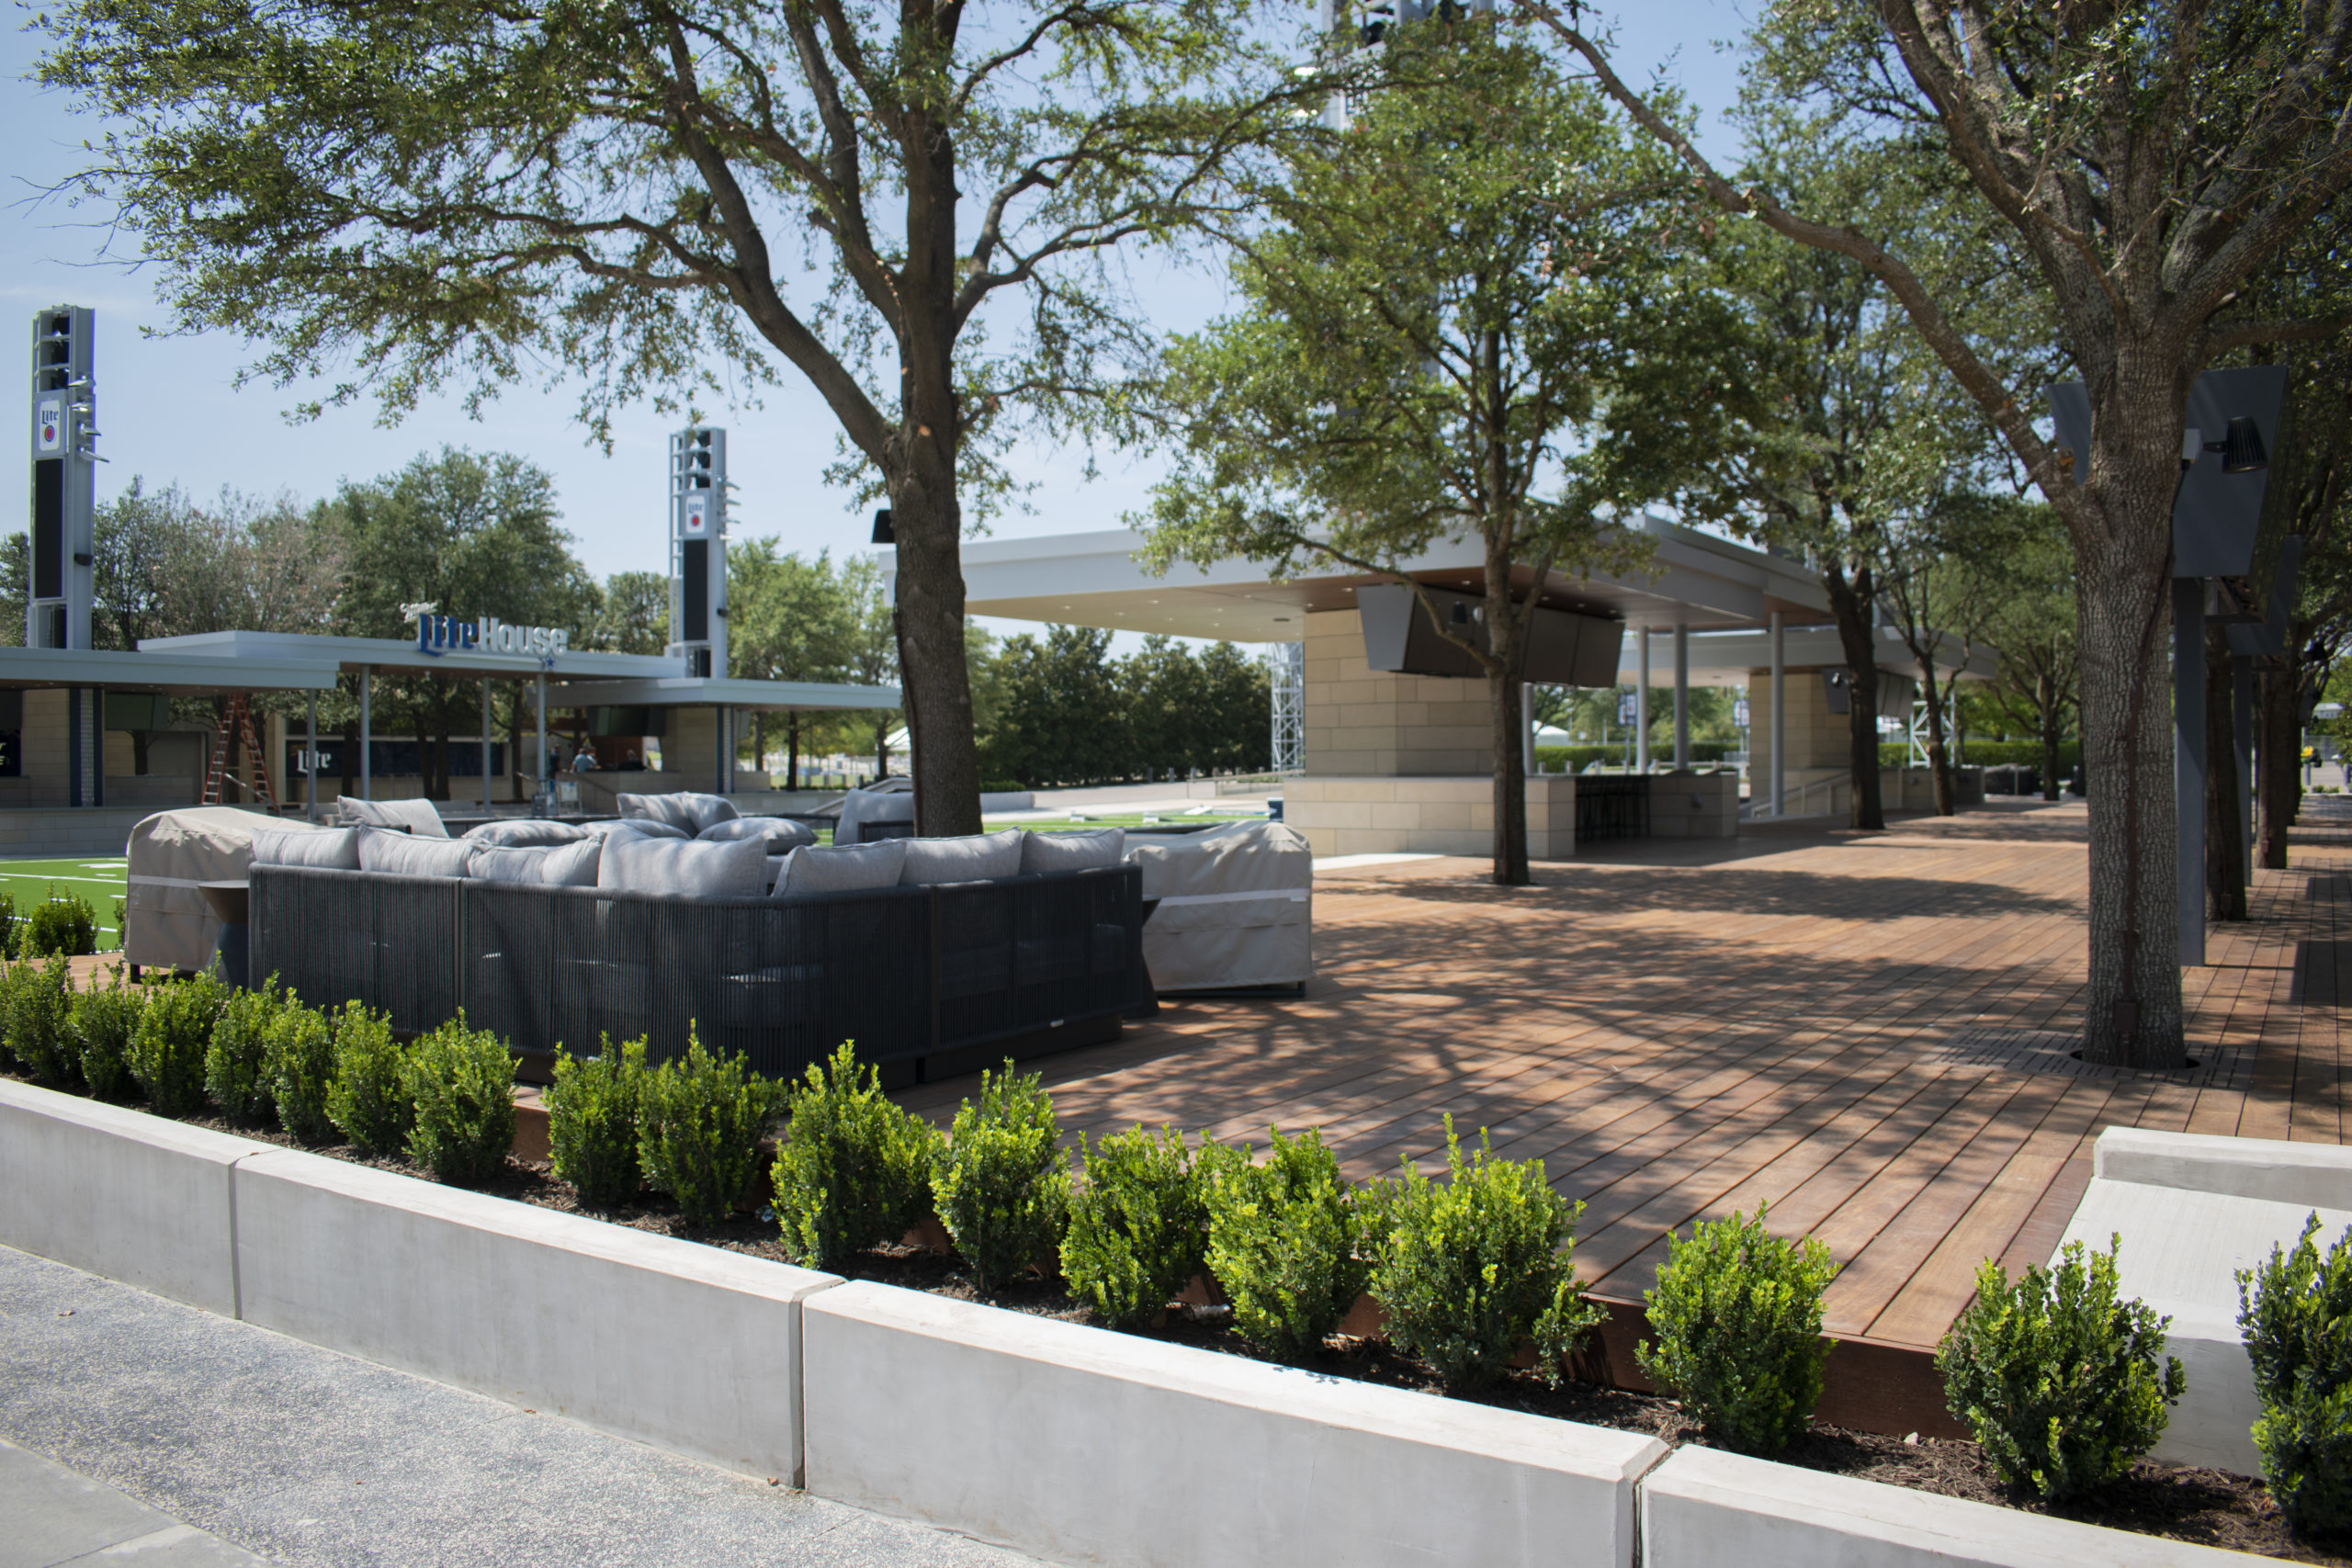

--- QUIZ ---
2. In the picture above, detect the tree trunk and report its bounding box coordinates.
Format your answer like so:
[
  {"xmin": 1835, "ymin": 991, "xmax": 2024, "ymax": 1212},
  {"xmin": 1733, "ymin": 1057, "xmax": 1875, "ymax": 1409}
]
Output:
[
  {"xmin": 2205, "ymin": 624, "xmax": 2246, "ymax": 921},
  {"xmin": 339, "ymin": 718, "xmax": 356, "ymax": 799},
  {"xmin": 2072, "ymin": 463, "xmax": 2183, "ymax": 1069},
  {"xmin": 1821, "ymin": 564, "xmax": 1885, "ymax": 829},
  {"xmin": 1919, "ymin": 664, "xmax": 1956, "ymax": 815},
  {"xmin": 433, "ymin": 729, "xmax": 453, "ymax": 801},
  {"xmin": 1487, "ymin": 663, "xmax": 1529, "ymax": 886},
  {"xmin": 2258, "ymin": 653, "xmax": 2300, "ymax": 870},
  {"xmin": 786, "ymin": 715, "xmax": 801, "ymax": 794}
]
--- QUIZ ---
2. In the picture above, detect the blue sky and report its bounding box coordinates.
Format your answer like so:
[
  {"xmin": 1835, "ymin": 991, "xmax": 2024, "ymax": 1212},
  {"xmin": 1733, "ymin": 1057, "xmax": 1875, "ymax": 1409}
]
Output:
[{"xmin": 2, "ymin": 3, "xmax": 1757, "ymax": 597}]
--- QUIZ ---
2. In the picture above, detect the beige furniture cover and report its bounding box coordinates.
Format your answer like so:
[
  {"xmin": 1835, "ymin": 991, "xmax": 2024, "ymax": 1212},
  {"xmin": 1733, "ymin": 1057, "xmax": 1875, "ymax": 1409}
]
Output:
[
  {"xmin": 126, "ymin": 807, "xmax": 327, "ymax": 973},
  {"xmin": 1124, "ymin": 820, "xmax": 1313, "ymax": 991}
]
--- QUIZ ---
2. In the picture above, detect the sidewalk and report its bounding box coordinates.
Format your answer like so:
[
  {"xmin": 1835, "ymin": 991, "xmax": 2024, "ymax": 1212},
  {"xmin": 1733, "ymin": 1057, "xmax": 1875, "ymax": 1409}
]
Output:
[{"xmin": 0, "ymin": 1246, "xmax": 1037, "ymax": 1568}]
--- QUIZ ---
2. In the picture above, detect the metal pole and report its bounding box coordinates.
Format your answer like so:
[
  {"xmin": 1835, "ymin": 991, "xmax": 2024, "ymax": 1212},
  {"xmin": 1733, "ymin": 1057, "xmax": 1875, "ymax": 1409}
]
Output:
[
  {"xmin": 481, "ymin": 677, "xmax": 492, "ymax": 814},
  {"xmin": 1521, "ymin": 682, "xmax": 1534, "ymax": 775},
  {"xmin": 2233, "ymin": 655, "xmax": 2256, "ymax": 864},
  {"xmin": 534, "ymin": 671, "xmax": 547, "ymax": 791},
  {"xmin": 1672, "ymin": 621, "xmax": 1690, "ymax": 770},
  {"xmin": 1770, "ymin": 612, "xmax": 1785, "ymax": 818},
  {"xmin": 359, "ymin": 668, "xmax": 372, "ymax": 802},
  {"xmin": 305, "ymin": 690, "xmax": 319, "ymax": 822},
  {"xmin": 1635, "ymin": 629, "xmax": 1652, "ymax": 772},
  {"xmin": 2175, "ymin": 577, "xmax": 2207, "ymax": 967}
]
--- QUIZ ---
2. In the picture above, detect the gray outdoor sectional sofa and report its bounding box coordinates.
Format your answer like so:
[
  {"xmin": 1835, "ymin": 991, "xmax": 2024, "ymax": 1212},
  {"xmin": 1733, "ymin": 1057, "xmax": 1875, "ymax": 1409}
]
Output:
[{"xmin": 246, "ymin": 806, "xmax": 1148, "ymax": 1088}]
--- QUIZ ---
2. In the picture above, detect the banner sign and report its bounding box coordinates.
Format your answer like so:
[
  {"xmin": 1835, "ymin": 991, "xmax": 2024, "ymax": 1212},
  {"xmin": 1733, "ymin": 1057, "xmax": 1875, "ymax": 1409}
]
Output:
[{"xmin": 413, "ymin": 612, "xmax": 570, "ymax": 659}]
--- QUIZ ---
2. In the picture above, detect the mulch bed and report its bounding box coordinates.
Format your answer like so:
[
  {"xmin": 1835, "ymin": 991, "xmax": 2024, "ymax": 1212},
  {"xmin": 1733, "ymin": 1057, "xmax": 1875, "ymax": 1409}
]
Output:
[{"xmin": 38, "ymin": 1086, "xmax": 2352, "ymax": 1564}]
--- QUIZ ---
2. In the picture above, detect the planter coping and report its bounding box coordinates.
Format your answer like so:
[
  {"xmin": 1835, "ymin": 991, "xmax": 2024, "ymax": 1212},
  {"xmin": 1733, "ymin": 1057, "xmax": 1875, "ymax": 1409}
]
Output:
[
  {"xmin": 807, "ymin": 1278, "xmax": 1668, "ymax": 1483},
  {"xmin": 1644, "ymin": 1445, "xmax": 2269, "ymax": 1566},
  {"xmin": 2094, "ymin": 1127, "xmax": 2352, "ymax": 1212},
  {"xmin": 231, "ymin": 1144, "xmax": 844, "ymax": 1304},
  {"xmin": 1, "ymin": 1079, "xmax": 277, "ymax": 1164}
]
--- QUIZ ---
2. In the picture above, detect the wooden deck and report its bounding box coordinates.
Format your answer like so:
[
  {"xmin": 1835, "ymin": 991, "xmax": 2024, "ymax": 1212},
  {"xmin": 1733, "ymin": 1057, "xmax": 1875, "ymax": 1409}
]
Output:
[{"xmin": 900, "ymin": 796, "xmax": 2352, "ymax": 1353}]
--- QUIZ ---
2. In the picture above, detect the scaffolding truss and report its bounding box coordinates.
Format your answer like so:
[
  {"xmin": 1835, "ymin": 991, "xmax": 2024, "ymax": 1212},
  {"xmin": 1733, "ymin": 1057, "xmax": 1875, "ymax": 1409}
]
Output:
[{"xmin": 1268, "ymin": 641, "xmax": 1305, "ymax": 775}]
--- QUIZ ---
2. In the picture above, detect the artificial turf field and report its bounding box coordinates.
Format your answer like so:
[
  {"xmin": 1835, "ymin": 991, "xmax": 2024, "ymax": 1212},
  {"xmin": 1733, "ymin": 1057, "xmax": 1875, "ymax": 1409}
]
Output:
[{"xmin": 0, "ymin": 855, "xmax": 127, "ymax": 948}]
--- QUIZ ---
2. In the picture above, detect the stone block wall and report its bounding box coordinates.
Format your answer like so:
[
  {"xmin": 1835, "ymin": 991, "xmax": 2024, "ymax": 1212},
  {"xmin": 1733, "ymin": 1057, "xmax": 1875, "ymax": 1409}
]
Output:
[
  {"xmin": 1303, "ymin": 610, "xmax": 1491, "ymax": 777},
  {"xmin": 1284, "ymin": 774, "xmax": 1577, "ymax": 860}
]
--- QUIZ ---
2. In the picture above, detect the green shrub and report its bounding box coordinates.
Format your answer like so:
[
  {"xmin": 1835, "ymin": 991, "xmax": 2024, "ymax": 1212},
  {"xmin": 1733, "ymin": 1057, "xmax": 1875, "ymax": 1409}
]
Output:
[
  {"xmin": 204, "ymin": 976, "xmax": 284, "ymax": 1125},
  {"xmin": 69, "ymin": 966, "xmax": 144, "ymax": 1101},
  {"xmin": 0, "ymin": 890, "xmax": 18, "ymax": 959},
  {"xmin": 1204, "ymin": 1127, "xmax": 1367, "ymax": 1358},
  {"xmin": 3, "ymin": 954, "xmax": 78, "ymax": 1088},
  {"xmin": 401, "ymin": 1015, "xmax": 516, "ymax": 1185},
  {"xmin": 1638, "ymin": 1204, "xmax": 1839, "ymax": 1454},
  {"xmin": 264, "ymin": 997, "xmax": 338, "ymax": 1145},
  {"xmin": 2239, "ymin": 1214, "xmax": 2352, "ymax": 1533},
  {"xmin": 326, "ymin": 1001, "xmax": 413, "ymax": 1154},
  {"xmin": 638, "ymin": 1028, "xmax": 779, "ymax": 1226},
  {"xmin": 771, "ymin": 1041, "xmax": 940, "ymax": 1268},
  {"xmin": 934, "ymin": 1062, "xmax": 1070, "ymax": 1292},
  {"xmin": 547, "ymin": 1034, "xmax": 650, "ymax": 1208},
  {"xmin": 18, "ymin": 888, "xmax": 98, "ymax": 959},
  {"xmin": 127, "ymin": 971, "xmax": 226, "ymax": 1115},
  {"xmin": 1937, "ymin": 1235, "xmax": 2183, "ymax": 1500},
  {"xmin": 1363, "ymin": 1119, "xmax": 1603, "ymax": 1389},
  {"xmin": 1062, "ymin": 1124, "xmax": 1206, "ymax": 1328}
]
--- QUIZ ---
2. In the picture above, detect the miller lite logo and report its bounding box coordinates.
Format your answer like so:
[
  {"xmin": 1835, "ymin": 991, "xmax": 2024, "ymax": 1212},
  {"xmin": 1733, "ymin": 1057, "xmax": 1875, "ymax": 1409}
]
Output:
[
  {"xmin": 683, "ymin": 492, "xmax": 710, "ymax": 536},
  {"xmin": 36, "ymin": 398, "xmax": 62, "ymax": 454}
]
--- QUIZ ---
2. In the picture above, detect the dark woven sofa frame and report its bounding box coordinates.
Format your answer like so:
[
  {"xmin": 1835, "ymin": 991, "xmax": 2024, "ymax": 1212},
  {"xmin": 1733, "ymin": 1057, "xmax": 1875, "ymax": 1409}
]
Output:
[{"xmin": 249, "ymin": 863, "xmax": 1151, "ymax": 1088}]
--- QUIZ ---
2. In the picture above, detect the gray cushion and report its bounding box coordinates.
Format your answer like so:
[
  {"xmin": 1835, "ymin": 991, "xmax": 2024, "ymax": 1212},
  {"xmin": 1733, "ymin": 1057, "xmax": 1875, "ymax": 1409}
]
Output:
[
  {"xmin": 250, "ymin": 826, "xmax": 361, "ymax": 870},
  {"xmin": 334, "ymin": 796, "xmax": 449, "ymax": 837},
  {"xmin": 698, "ymin": 816, "xmax": 818, "ymax": 853},
  {"xmin": 589, "ymin": 818, "xmax": 689, "ymax": 841},
  {"xmin": 465, "ymin": 818, "xmax": 591, "ymax": 848},
  {"xmin": 899, "ymin": 829, "xmax": 1025, "ymax": 886},
  {"xmin": 469, "ymin": 839, "xmax": 603, "ymax": 886},
  {"xmin": 596, "ymin": 833, "xmax": 767, "ymax": 899},
  {"xmin": 619, "ymin": 792, "xmax": 741, "ymax": 835},
  {"xmin": 356, "ymin": 826, "xmax": 474, "ymax": 878},
  {"xmin": 773, "ymin": 840, "xmax": 908, "ymax": 900},
  {"xmin": 1020, "ymin": 827, "xmax": 1125, "ymax": 874}
]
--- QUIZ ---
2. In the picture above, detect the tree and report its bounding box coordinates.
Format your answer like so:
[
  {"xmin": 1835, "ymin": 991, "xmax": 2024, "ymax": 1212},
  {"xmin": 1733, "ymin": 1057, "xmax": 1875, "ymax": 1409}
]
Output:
[
  {"xmin": 585, "ymin": 572, "xmax": 671, "ymax": 658},
  {"xmin": 1144, "ymin": 23, "xmax": 1725, "ymax": 883},
  {"xmin": 1880, "ymin": 492, "xmax": 2034, "ymax": 813},
  {"xmin": 1538, "ymin": 0, "xmax": 2352, "ymax": 1065},
  {"xmin": 1982, "ymin": 513, "xmax": 2081, "ymax": 803},
  {"xmin": 979, "ymin": 626, "xmax": 1125, "ymax": 787},
  {"xmin": 40, "ymin": 0, "xmax": 1340, "ymax": 840},
  {"xmin": 326, "ymin": 448, "xmax": 592, "ymax": 799},
  {"xmin": 729, "ymin": 541, "xmax": 860, "ymax": 784}
]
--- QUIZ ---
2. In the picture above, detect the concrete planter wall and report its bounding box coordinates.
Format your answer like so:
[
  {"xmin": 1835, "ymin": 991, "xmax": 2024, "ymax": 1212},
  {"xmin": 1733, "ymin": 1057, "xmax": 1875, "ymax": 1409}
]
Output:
[
  {"xmin": 804, "ymin": 1280, "xmax": 1666, "ymax": 1568},
  {"xmin": 0, "ymin": 1083, "xmax": 2283, "ymax": 1567},
  {"xmin": 1642, "ymin": 1445, "xmax": 2259, "ymax": 1568}
]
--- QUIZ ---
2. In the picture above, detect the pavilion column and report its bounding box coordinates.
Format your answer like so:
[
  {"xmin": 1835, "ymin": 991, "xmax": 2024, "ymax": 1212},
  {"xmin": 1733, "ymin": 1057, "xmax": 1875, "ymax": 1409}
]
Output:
[
  {"xmin": 2175, "ymin": 578, "xmax": 2207, "ymax": 967},
  {"xmin": 481, "ymin": 677, "xmax": 493, "ymax": 813},
  {"xmin": 534, "ymin": 672, "xmax": 548, "ymax": 802},
  {"xmin": 358, "ymin": 668, "xmax": 372, "ymax": 802},
  {"xmin": 1673, "ymin": 620, "xmax": 1690, "ymax": 771},
  {"xmin": 1635, "ymin": 628, "xmax": 1652, "ymax": 772},
  {"xmin": 2233, "ymin": 656, "xmax": 2256, "ymax": 863},
  {"xmin": 1770, "ymin": 612, "xmax": 1785, "ymax": 818},
  {"xmin": 305, "ymin": 691, "xmax": 319, "ymax": 822},
  {"xmin": 1521, "ymin": 682, "xmax": 1534, "ymax": 775}
]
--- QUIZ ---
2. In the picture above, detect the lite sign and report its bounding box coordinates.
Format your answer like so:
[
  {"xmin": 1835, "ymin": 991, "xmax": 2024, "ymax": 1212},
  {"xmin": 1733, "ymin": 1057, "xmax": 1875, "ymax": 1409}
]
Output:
[{"xmin": 413, "ymin": 613, "xmax": 571, "ymax": 658}]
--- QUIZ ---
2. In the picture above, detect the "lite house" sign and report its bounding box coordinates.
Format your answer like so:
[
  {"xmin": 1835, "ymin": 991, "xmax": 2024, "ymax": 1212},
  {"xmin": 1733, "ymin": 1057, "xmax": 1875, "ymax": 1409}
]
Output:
[{"xmin": 411, "ymin": 609, "xmax": 571, "ymax": 659}]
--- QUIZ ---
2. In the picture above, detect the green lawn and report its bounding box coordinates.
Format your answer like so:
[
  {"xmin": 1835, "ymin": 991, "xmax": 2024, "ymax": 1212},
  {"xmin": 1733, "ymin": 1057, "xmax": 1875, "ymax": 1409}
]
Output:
[{"xmin": 0, "ymin": 856, "xmax": 127, "ymax": 948}]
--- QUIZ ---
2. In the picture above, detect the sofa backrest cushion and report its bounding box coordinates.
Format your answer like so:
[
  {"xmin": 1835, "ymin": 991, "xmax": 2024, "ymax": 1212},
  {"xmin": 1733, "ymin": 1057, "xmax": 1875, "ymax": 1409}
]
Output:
[
  {"xmin": 597, "ymin": 832, "xmax": 767, "ymax": 899},
  {"xmin": 899, "ymin": 828, "xmax": 1026, "ymax": 886},
  {"xmin": 589, "ymin": 818, "xmax": 688, "ymax": 842},
  {"xmin": 357, "ymin": 826, "xmax": 475, "ymax": 878},
  {"xmin": 250, "ymin": 826, "xmax": 362, "ymax": 870},
  {"xmin": 465, "ymin": 818, "xmax": 591, "ymax": 848},
  {"xmin": 469, "ymin": 839, "xmax": 603, "ymax": 887},
  {"xmin": 773, "ymin": 840, "xmax": 908, "ymax": 900},
  {"xmin": 619, "ymin": 792, "xmax": 741, "ymax": 835},
  {"xmin": 698, "ymin": 816, "xmax": 817, "ymax": 853},
  {"xmin": 334, "ymin": 796, "xmax": 449, "ymax": 838},
  {"xmin": 1019, "ymin": 827, "xmax": 1125, "ymax": 875}
]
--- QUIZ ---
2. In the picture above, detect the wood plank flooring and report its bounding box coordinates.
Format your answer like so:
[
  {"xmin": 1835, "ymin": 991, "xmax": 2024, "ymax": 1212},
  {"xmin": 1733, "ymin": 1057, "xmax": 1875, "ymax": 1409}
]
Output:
[{"xmin": 898, "ymin": 795, "xmax": 2352, "ymax": 1352}]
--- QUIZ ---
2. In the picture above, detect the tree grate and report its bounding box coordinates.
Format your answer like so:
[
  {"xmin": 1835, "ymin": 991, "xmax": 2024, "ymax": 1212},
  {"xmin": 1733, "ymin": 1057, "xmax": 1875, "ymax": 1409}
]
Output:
[{"xmin": 1923, "ymin": 1026, "xmax": 2255, "ymax": 1092}]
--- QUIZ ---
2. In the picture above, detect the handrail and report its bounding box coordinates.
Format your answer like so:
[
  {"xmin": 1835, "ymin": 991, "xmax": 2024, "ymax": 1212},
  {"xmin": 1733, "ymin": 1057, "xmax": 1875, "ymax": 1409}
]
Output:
[{"xmin": 1749, "ymin": 773, "xmax": 1846, "ymax": 820}]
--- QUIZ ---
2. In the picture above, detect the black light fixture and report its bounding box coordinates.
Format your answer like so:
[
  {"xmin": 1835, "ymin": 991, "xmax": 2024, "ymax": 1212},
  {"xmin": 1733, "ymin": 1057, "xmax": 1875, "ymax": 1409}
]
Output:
[
  {"xmin": 870, "ymin": 508, "xmax": 895, "ymax": 545},
  {"xmin": 1449, "ymin": 601, "xmax": 1471, "ymax": 626},
  {"xmin": 2208, "ymin": 416, "xmax": 2269, "ymax": 474}
]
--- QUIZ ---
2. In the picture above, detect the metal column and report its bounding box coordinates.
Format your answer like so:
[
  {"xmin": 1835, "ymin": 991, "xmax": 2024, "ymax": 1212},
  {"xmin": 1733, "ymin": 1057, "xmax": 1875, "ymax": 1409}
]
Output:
[
  {"xmin": 359, "ymin": 668, "xmax": 372, "ymax": 801},
  {"xmin": 481, "ymin": 678, "xmax": 493, "ymax": 811},
  {"xmin": 2175, "ymin": 578, "xmax": 2206, "ymax": 967},
  {"xmin": 2233, "ymin": 657, "xmax": 2256, "ymax": 863},
  {"xmin": 1770, "ymin": 612, "xmax": 1785, "ymax": 818},
  {"xmin": 1635, "ymin": 630, "xmax": 1652, "ymax": 772},
  {"xmin": 305, "ymin": 691, "xmax": 318, "ymax": 822},
  {"xmin": 535, "ymin": 672, "xmax": 547, "ymax": 791},
  {"xmin": 1672, "ymin": 621, "xmax": 1690, "ymax": 770},
  {"xmin": 1521, "ymin": 682, "xmax": 1534, "ymax": 775}
]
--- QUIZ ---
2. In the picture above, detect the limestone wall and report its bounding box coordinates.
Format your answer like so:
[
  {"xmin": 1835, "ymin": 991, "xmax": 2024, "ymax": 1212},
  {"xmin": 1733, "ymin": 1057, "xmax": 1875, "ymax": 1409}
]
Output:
[{"xmin": 1302, "ymin": 609, "xmax": 1491, "ymax": 777}]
